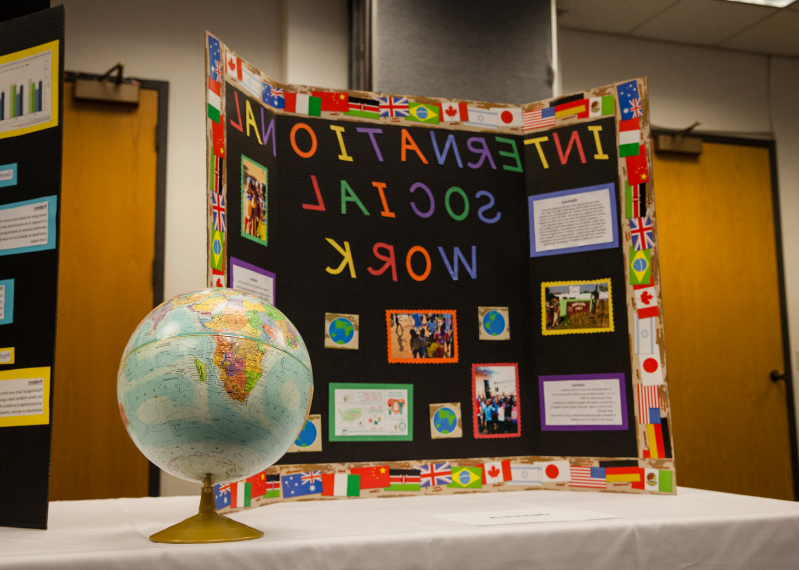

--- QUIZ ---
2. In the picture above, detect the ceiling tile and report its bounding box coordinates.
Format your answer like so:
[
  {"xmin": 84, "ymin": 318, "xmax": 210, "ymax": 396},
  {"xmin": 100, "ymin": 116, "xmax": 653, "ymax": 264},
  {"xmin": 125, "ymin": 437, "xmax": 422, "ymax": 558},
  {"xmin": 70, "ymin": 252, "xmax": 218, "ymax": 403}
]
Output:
[
  {"xmin": 631, "ymin": 0, "xmax": 776, "ymax": 45},
  {"xmin": 557, "ymin": 0, "xmax": 679, "ymax": 34},
  {"xmin": 722, "ymin": 9, "xmax": 799, "ymax": 55}
]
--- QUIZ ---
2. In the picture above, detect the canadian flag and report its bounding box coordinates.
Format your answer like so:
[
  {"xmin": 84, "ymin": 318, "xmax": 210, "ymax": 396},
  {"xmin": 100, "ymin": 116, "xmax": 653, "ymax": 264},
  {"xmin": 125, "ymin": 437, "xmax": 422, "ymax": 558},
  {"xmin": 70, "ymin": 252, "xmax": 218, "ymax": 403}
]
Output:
[
  {"xmin": 482, "ymin": 460, "xmax": 512, "ymax": 484},
  {"xmin": 212, "ymin": 268, "xmax": 225, "ymax": 288},
  {"xmin": 634, "ymin": 284, "xmax": 659, "ymax": 319},
  {"xmin": 535, "ymin": 460, "xmax": 570, "ymax": 483},
  {"xmin": 640, "ymin": 350, "xmax": 664, "ymax": 386},
  {"xmin": 495, "ymin": 107, "xmax": 523, "ymax": 128},
  {"xmin": 225, "ymin": 51, "xmax": 242, "ymax": 81},
  {"xmin": 441, "ymin": 101, "xmax": 468, "ymax": 122}
]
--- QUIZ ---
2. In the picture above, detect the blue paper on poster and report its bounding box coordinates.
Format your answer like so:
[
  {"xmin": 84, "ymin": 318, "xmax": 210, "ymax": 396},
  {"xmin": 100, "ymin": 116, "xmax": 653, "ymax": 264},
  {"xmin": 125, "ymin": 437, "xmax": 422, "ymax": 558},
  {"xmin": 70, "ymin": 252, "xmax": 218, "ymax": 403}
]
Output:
[
  {"xmin": 0, "ymin": 164, "xmax": 17, "ymax": 188},
  {"xmin": 0, "ymin": 195, "xmax": 57, "ymax": 256},
  {"xmin": 528, "ymin": 183, "xmax": 618, "ymax": 258},
  {"xmin": 0, "ymin": 279, "xmax": 14, "ymax": 325}
]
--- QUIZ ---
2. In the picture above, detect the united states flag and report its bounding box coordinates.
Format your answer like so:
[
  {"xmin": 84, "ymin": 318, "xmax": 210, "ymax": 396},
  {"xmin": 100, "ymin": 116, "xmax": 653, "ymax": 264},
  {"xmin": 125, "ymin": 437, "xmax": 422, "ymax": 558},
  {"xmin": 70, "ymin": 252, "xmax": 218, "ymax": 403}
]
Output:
[
  {"xmin": 523, "ymin": 107, "xmax": 555, "ymax": 131},
  {"xmin": 569, "ymin": 466, "xmax": 606, "ymax": 488},
  {"xmin": 638, "ymin": 384, "xmax": 660, "ymax": 424},
  {"xmin": 212, "ymin": 191, "xmax": 226, "ymax": 231},
  {"xmin": 420, "ymin": 462, "xmax": 452, "ymax": 487},
  {"xmin": 378, "ymin": 96, "xmax": 410, "ymax": 118}
]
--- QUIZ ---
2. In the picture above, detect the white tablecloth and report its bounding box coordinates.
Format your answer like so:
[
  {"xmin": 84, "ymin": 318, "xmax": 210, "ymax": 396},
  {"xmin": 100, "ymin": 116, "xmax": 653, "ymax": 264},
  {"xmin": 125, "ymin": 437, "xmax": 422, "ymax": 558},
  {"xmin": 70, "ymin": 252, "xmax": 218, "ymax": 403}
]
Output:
[{"xmin": 3, "ymin": 487, "xmax": 799, "ymax": 570}]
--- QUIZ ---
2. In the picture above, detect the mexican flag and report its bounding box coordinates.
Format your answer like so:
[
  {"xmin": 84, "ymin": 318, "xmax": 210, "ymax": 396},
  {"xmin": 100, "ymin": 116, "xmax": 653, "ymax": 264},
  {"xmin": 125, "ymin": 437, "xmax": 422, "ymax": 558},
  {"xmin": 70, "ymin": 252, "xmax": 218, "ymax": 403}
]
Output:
[{"xmin": 321, "ymin": 474, "xmax": 360, "ymax": 497}]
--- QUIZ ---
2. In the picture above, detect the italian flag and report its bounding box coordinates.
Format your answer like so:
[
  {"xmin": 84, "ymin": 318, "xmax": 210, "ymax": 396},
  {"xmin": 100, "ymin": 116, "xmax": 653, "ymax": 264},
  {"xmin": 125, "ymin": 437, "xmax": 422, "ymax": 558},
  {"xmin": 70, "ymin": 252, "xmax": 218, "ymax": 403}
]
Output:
[
  {"xmin": 208, "ymin": 77, "xmax": 221, "ymax": 123},
  {"xmin": 233, "ymin": 481, "xmax": 251, "ymax": 508},
  {"xmin": 321, "ymin": 474, "xmax": 360, "ymax": 497},
  {"xmin": 619, "ymin": 118, "xmax": 641, "ymax": 157},
  {"xmin": 284, "ymin": 93, "xmax": 321, "ymax": 117}
]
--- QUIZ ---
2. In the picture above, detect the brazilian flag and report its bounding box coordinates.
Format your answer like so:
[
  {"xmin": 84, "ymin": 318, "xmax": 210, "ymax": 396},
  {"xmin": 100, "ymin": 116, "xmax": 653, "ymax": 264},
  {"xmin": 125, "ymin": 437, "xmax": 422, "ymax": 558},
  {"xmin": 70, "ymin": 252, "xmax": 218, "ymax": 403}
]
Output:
[
  {"xmin": 448, "ymin": 466, "xmax": 482, "ymax": 489},
  {"xmin": 630, "ymin": 247, "xmax": 651, "ymax": 285},
  {"xmin": 211, "ymin": 230, "xmax": 224, "ymax": 271},
  {"xmin": 407, "ymin": 102, "xmax": 440, "ymax": 125}
]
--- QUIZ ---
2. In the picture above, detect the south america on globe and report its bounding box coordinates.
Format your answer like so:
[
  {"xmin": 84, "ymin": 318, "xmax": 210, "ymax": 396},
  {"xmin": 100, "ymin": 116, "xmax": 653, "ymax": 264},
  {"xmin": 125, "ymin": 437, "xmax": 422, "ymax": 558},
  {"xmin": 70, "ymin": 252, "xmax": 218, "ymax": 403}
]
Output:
[{"xmin": 117, "ymin": 288, "xmax": 313, "ymax": 487}]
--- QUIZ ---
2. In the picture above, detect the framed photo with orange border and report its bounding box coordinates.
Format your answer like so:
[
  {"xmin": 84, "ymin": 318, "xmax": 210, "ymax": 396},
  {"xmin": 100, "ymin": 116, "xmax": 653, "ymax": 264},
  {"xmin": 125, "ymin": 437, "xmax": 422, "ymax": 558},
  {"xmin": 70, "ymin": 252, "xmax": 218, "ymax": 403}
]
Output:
[
  {"xmin": 472, "ymin": 363, "xmax": 521, "ymax": 439},
  {"xmin": 385, "ymin": 310, "xmax": 458, "ymax": 363}
]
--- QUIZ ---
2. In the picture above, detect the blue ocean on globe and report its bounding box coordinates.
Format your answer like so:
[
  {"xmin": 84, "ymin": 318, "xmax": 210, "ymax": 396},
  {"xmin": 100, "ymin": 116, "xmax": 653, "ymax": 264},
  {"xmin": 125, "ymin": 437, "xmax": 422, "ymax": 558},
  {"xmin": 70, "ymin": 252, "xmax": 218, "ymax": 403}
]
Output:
[
  {"xmin": 329, "ymin": 317, "xmax": 354, "ymax": 345},
  {"xmin": 294, "ymin": 418, "xmax": 318, "ymax": 447},
  {"xmin": 433, "ymin": 407, "xmax": 458, "ymax": 434},
  {"xmin": 482, "ymin": 311, "xmax": 506, "ymax": 336}
]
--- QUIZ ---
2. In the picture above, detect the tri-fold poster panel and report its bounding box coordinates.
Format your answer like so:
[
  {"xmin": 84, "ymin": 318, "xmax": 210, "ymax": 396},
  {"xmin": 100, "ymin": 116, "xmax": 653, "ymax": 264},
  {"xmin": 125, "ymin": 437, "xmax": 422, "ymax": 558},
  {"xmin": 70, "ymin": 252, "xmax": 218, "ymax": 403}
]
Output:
[
  {"xmin": 0, "ymin": 7, "xmax": 65, "ymax": 529},
  {"xmin": 205, "ymin": 32, "xmax": 674, "ymax": 510}
]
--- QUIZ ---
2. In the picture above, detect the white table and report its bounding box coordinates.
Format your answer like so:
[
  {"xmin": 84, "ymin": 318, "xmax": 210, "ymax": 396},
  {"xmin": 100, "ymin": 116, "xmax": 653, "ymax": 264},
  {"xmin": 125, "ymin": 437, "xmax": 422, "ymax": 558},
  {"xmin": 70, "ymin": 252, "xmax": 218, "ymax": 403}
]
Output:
[{"xmin": 3, "ymin": 487, "xmax": 799, "ymax": 570}]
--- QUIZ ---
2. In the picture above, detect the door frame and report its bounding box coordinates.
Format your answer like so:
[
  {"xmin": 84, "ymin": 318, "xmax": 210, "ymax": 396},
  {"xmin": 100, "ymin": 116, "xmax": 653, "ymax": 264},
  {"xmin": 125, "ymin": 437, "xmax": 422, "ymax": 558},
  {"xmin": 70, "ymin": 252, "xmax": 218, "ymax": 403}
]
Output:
[
  {"xmin": 653, "ymin": 130, "xmax": 799, "ymax": 500},
  {"xmin": 64, "ymin": 71, "xmax": 168, "ymax": 497}
]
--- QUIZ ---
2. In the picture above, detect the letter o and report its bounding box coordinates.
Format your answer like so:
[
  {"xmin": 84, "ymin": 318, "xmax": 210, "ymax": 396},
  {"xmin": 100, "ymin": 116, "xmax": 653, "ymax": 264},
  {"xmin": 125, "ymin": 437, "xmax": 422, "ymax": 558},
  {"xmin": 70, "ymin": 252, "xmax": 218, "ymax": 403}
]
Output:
[
  {"xmin": 290, "ymin": 123, "xmax": 317, "ymax": 158},
  {"xmin": 406, "ymin": 246, "xmax": 431, "ymax": 281},
  {"xmin": 445, "ymin": 186, "xmax": 469, "ymax": 221}
]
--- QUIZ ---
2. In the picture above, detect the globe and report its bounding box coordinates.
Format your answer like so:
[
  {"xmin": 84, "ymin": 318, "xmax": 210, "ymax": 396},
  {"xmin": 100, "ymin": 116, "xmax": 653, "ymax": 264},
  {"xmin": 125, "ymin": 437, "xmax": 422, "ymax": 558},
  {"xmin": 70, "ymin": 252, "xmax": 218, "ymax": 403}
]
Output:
[
  {"xmin": 433, "ymin": 407, "xmax": 458, "ymax": 434},
  {"xmin": 294, "ymin": 418, "xmax": 318, "ymax": 447},
  {"xmin": 117, "ymin": 288, "xmax": 313, "ymax": 485},
  {"xmin": 328, "ymin": 317, "xmax": 354, "ymax": 345},
  {"xmin": 482, "ymin": 311, "xmax": 506, "ymax": 336}
]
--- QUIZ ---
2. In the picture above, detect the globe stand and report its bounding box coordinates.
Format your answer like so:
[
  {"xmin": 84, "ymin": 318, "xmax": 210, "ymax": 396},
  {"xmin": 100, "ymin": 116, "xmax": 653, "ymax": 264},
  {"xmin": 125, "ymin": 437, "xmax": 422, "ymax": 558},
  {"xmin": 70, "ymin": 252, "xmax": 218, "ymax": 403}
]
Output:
[{"xmin": 150, "ymin": 474, "xmax": 264, "ymax": 543}]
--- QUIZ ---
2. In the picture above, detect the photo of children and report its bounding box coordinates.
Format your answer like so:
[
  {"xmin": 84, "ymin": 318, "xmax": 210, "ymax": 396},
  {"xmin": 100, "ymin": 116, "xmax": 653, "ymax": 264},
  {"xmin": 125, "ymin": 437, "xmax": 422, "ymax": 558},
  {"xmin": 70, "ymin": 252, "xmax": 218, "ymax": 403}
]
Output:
[
  {"xmin": 386, "ymin": 311, "xmax": 457, "ymax": 363},
  {"xmin": 472, "ymin": 364, "xmax": 520, "ymax": 438},
  {"xmin": 241, "ymin": 155, "xmax": 268, "ymax": 246},
  {"xmin": 541, "ymin": 279, "xmax": 614, "ymax": 335}
]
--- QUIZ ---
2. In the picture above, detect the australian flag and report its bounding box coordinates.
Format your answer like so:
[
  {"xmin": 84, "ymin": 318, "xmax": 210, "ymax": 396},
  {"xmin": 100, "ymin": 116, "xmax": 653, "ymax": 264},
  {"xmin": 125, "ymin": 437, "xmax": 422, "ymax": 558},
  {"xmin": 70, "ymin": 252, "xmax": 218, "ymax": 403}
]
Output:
[
  {"xmin": 281, "ymin": 471, "xmax": 323, "ymax": 498},
  {"xmin": 208, "ymin": 36, "xmax": 221, "ymax": 82},
  {"xmin": 262, "ymin": 84, "xmax": 285, "ymax": 109},
  {"xmin": 214, "ymin": 483, "xmax": 232, "ymax": 510},
  {"xmin": 617, "ymin": 79, "xmax": 642, "ymax": 121}
]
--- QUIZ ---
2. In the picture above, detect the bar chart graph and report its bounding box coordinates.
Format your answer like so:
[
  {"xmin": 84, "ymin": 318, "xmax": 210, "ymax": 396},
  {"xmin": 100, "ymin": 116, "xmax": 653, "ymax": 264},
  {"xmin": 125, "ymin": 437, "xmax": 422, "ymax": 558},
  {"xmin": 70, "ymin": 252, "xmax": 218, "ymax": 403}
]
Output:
[{"xmin": 0, "ymin": 47, "xmax": 53, "ymax": 135}]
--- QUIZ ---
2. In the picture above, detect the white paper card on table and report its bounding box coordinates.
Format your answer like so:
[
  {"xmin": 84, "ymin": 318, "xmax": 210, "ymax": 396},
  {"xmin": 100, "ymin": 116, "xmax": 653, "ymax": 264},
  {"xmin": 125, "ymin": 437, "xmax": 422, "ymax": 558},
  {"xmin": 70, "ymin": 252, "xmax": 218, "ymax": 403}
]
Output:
[{"xmin": 430, "ymin": 506, "xmax": 621, "ymax": 527}]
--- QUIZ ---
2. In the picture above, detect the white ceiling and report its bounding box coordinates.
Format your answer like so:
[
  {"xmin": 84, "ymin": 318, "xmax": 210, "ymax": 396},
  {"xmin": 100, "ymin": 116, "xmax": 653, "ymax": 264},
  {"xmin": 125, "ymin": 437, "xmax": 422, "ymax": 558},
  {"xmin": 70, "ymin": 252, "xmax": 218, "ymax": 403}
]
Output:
[{"xmin": 557, "ymin": 0, "xmax": 799, "ymax": 57}]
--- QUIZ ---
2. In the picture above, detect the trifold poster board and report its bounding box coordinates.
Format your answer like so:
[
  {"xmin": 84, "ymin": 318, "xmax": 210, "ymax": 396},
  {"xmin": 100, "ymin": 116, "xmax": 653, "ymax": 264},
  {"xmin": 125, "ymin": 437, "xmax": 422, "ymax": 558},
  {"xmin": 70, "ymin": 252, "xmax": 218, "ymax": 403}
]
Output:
[
  {"xmin": 205, "ymin": 32, "xmax": 675, "ymax": 511},
  {"xmin": 0, "ymin": 7, "xmax": 65, "ymax": 529}
]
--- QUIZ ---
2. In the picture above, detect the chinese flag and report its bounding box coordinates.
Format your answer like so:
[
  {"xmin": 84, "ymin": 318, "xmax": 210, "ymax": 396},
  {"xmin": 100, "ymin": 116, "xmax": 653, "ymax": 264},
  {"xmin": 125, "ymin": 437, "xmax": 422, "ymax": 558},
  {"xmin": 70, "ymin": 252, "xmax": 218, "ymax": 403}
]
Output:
[
  {"xmin": 246, "ymin": 471, "xmax": 267, "ymax": 496},
  {"xmin": 212, "ymin": 119, "xmax": 225, "ymax": 158},
  {"xmin": 350, "ymin": 465, "xmax": 390, "ymax": 489},
  {"xmin": 626, "ymin": 144, "xmax": 650, "ymax": 185},
  {"xmin": 312, "ymin": 91, "xmax": 349, "ymax": 112}
]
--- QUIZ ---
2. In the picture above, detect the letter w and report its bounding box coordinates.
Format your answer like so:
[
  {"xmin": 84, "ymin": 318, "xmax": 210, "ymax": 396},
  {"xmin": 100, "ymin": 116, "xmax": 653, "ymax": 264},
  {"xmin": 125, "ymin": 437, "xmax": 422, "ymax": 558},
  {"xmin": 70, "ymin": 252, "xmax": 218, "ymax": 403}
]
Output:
[{"xmin": 438, "ymin": 246, "xmax": 477, "ymax": 281}]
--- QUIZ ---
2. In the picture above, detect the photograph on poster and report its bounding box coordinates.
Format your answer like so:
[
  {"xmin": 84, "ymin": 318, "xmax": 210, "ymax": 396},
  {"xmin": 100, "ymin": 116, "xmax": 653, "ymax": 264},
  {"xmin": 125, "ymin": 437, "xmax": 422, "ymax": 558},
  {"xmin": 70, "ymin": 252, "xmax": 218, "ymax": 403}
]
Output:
[
  {"xmin": 241, "ymin": 155, "xmax": 267, "ymax": 246},
  {"xmin": 386, "ymin": 311, "xmax": 457, "ymax": 363},
  {"xmin": 472, "ymin": 364, "xmax": 520, "ymax": 438},
  {"xmin": 541, "ymin": 279, "xmax": 613, "ymax": 335}
]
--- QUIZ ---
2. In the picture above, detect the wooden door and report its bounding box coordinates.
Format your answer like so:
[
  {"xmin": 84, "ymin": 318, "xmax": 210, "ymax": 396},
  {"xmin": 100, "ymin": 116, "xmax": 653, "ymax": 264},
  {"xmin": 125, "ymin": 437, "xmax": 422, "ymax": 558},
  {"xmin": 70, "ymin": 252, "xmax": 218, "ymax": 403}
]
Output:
[
  {"xmin": 49, "ymin": 82, "xmax": 159, "ymax": 500},
  {"xmin": 655, "ymin": 140, "xmax": 794, "ymax": 500}
]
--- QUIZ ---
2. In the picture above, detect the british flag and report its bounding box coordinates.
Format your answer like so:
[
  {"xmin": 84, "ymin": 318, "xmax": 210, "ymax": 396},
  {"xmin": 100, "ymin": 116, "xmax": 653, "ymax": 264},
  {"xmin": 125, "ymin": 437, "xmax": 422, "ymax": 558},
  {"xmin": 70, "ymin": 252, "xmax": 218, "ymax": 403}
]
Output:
[
  {"xmin": 419, "ymin": 462, "xmax": 452, "ymax": 487},
  {"xmin": 630, "ymin": 214, "xmax": 654, "ymax": 251},
  {"xmin": 377, "ymin": 96, "xmax": 409, "ymax": 118},
  {"xmin": 627, "ymin": 98, "xmax": 642, "ymax": 118},
  {"xmin": 212, "ymin": 191, "xmax": 226, "ymax": 231},
  {"xmin": 301, "ymin": 470, "xmax": 322, "ymax": 485}
]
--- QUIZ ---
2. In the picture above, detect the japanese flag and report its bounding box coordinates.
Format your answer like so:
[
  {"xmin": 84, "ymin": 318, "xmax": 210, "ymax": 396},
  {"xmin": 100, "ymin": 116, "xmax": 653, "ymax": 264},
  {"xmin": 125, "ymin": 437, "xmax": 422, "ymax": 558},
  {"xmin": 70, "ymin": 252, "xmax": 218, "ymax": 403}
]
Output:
[
  {"xmin": 441, "ymin": 101, "xmax": 468, "ymax": 122},
  {"xmin": 640, "ymin": 350, "xmax": 664, "ymax": 386},
  {"xmin": 225, "ymin": 51, "xmax": 242, "ymax": 80},
  {"xmin": 496, "ymin": 107, "xmax": 523, "ymax": 128},
  {"xmin": 535, "ymin": 460, "xmax": 570, "ymax": 483},
  {"xmin": 482, "ymin": 460, "xmax": 512, "ymax": 484}
]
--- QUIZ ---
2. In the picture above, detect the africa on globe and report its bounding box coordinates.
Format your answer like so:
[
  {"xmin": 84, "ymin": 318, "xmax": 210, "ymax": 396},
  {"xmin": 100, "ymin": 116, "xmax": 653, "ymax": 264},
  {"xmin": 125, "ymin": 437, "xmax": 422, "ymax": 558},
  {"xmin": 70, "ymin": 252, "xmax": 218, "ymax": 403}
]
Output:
[{"xmin": 117, "ymin": 288, "xmax": 313, "ymax": 487}]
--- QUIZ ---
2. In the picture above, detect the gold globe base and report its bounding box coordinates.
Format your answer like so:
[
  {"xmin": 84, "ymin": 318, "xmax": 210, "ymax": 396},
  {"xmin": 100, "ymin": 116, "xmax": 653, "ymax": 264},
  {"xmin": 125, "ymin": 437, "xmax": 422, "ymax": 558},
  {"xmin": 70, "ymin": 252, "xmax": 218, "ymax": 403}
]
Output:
[{"xmin": 150, "ymin": 474, "xmax": 264, "ymax": 544}]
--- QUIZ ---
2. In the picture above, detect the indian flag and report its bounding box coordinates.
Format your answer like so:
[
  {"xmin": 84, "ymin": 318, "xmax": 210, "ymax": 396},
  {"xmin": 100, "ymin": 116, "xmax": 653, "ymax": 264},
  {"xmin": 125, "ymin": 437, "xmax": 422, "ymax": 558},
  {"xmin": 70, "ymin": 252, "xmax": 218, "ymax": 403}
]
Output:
[
  {"xmin": 321, "ymin": 473, "xmax": 360, "ymax": 497},
  {"xmin": 234, "ymin": 481, "xmax": 251, "ymax": 508},
  {"xmin": 619, "ymin": 118, "xmax": 640, "ymax": 157},
  {"xmin": 284, "ymin": 92, "xmax": 321, "ymax": 116}
]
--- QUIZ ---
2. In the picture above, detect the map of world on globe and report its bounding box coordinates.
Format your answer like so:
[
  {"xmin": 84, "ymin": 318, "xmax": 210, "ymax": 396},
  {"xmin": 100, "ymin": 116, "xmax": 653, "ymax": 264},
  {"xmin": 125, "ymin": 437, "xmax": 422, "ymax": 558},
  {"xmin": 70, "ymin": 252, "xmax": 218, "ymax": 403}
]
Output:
[
  {"xmin": 482, "ymin": 311, "xmax": 506, "ymax": 336},
  {"xmin": 117, "ymin": 288, "xmax": 313, "ymax": 485},
  {"xmin": 328, "ymin": 317, "xmax": 354, "ymax": 345},
  {"xmin": 433, "ymin": 407, "xmax": 458, "ymax": 434}
]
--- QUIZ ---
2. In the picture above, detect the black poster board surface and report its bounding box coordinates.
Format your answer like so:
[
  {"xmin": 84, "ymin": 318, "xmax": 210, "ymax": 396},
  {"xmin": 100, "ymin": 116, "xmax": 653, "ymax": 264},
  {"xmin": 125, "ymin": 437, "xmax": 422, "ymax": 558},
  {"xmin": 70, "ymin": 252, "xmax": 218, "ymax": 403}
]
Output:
[
  {"xmin": 0, "ymin": 6, "xmax": 65, "ymax": 529},
  {"xmin": 205, "ymin": 33, "xmax": 675, "ymax": 508}
]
